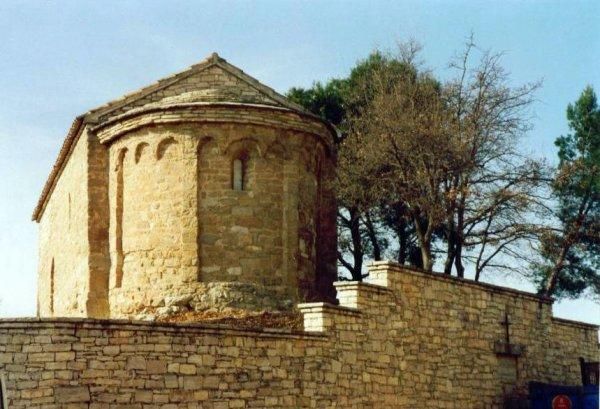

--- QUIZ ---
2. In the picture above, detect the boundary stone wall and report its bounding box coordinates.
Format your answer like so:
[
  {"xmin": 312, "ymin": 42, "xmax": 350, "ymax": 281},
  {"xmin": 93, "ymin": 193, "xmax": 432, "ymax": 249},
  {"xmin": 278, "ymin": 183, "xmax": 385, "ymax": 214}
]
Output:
[{"xmin": 3, "ymin": 263, "xmax": 597, "ymax": 408}]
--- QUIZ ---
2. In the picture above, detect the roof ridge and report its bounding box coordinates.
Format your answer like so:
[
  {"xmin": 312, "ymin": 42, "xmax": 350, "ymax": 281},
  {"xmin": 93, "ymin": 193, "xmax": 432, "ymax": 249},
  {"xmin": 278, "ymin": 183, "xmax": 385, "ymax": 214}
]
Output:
[
  {"xmin": 85, "ymin": 53, "xmax": 219, "ymax": 122},
  {"xmin": 212, "ymin": 58, "xmax": 309, "ymax": 114},
  {"xmin": 84, "ymin": 52, "xmax": 309, "ymax": 123}
]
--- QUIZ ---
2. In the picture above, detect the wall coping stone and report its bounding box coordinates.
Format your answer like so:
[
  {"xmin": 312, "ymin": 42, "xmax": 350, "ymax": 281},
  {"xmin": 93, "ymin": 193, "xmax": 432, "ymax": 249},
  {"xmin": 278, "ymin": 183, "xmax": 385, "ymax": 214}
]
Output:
[
  {"xmin": 0, "ymin": 317, "xmax": 329, "ymax": 340},
  {"xmin": 368, "ymin": 261, "xmax": 557, "ymax": 305},
  {"xmin": 333, "ymin": 281, "xmax": 393, "ymax": 294},
  {"xmin": 297, "ymin": 302, "xmax": 362, "ymax": 317},
  {"xmin": 551, "ymin": 317, "xmax": 599, "ymax": 331}
]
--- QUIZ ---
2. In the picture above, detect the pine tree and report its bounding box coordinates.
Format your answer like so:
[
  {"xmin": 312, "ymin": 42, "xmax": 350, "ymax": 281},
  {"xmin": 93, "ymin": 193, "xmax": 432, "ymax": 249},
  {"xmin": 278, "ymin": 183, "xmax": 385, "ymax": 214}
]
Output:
[{"xmin": 536, "ymin": 86, "xmax": 600, "ymax": 298}]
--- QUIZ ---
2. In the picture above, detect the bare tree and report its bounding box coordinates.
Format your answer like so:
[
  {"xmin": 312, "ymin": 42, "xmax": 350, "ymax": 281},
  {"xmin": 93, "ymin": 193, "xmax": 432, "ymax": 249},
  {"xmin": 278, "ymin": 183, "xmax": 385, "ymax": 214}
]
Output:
[
  {"xmin": 292, "ymin": 39, "xmax": 547, "ymax": 283},
  {"xmin": 343, "ymin": 46, "xmax": 460, "ymax": 271},
  {"xmin": 441, "ymin": 37, "xmax": 545, "ymax": 279}
]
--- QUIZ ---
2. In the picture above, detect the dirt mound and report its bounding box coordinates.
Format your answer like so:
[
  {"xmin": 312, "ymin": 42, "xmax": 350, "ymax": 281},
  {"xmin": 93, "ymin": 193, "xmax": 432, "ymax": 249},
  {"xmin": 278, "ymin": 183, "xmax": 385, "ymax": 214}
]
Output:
[{"xmin": 156, "ymin": 308, "xmax": 304, "ymax": 331}]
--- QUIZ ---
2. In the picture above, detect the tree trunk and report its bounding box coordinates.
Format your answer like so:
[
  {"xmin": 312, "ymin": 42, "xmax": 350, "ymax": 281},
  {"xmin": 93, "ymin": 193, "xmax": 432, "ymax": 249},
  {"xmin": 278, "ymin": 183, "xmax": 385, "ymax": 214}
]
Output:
[
  {"xmin": 454, "ymin": 240, "xmax": 465, "ymax": 278},
  {"xmin": 454, "ymin": 189, "xmax": 467, "ymax": 278},
  {"xmin": 544, "ymin": 243, "xmax": 569, "ymax": 296},
  {"xmin": 420, "ymin": 242, "xmax": 433, "ymax": 272},
  {"xmin": 413, "ymin": 212, "xmax": 434, "ymax": 271},
  {"xmin": 444, "ymin": 229, "xmax": 456, "ymax": 275},
  {"xmin": 398, "ymin": 221, "xmax": 408, "ymax": 265},
  {"xmin": 444, "ymin": 176, "xmax": 459, "ymax": 275},
  {"xmin": 363, "ymin": 211, "xmax": 382, "ymax": 261},
  {"xmin": 349, "ymin": 207, "xmax": 364, "ymax": 281}
]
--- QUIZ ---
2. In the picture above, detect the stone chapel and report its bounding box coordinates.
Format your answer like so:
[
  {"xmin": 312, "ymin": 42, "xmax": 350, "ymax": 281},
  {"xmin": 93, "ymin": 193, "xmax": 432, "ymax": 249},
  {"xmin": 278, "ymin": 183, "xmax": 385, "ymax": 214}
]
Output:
[
  {"xmin": 9, "ymin": 52, "xmax": 597, "ymax": 408},
  {"xmin": 33, "ymin": 53, "xmax": 338, "ymax": 319}
]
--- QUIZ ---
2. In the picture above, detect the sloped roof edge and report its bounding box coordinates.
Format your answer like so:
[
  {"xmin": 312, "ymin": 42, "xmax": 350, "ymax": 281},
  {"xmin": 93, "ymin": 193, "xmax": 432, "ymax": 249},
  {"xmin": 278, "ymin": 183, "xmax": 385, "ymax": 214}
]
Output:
[
  {"xmin": 32, "ymin": 116, "xmax": 85, "ymax": 221},
  {"xmin": 86, "ymin": 52, "xmax": 311, "ymax": 122},
  {"xmin": 32, "ymin": 53, "xmax": 336, "ymax": 222}
]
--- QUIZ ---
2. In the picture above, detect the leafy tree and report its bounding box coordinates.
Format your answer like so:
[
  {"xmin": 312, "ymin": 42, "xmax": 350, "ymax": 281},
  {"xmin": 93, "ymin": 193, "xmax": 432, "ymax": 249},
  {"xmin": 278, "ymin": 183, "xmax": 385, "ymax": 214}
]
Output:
[
  {"xmin": 287, "ymin": 80, "xmax": 346, "ymax": 141},
  {"xmin": 345, "ymin": 48, "xmax": 456, "ymax": 271},
  {"xmin": 289, "ymin": 40, "xmax": 547, "ymax": 283},
  {"xmin": 534, "ymin": 86, "xmax": 600, "ymax": 298},
  {"xmin": 287, "ymin": 51, "xmax": 419, "ymax": 280},
  {"xmin": 339, "ymin": 41, "xmax": 545, "ymax": 275}
]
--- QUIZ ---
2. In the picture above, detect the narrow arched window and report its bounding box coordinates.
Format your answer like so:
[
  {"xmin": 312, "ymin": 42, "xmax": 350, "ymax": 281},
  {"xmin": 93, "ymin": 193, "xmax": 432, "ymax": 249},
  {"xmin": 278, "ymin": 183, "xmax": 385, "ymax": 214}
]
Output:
[
  {"xmin": 68, "ymin": 193, "xmax": 71, "ymax": 231},
  {"xmin": 232, "ymin": 153, "xmax": 248, "ymax": 191},
  {"xmin": 50, "ymin": 258, "xmax": 55, "ymax": 315},
  {"xmin": 233, "ymin": 159, "xmax": 243, "ymax": 190}
]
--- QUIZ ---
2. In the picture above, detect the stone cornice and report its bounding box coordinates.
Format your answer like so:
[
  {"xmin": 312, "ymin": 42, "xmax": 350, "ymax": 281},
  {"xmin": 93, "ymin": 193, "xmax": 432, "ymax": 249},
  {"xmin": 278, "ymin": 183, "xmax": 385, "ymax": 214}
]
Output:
[{"xmin": 92, "ymin": 102, "xmax": 336, "ymax": 146}]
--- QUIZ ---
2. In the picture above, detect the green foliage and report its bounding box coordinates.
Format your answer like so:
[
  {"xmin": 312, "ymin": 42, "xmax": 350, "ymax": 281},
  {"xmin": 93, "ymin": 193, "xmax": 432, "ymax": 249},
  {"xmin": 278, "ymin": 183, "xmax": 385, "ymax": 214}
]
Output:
[
  {"xmin": 287, "ymin": 80, "xmax": 346, "ymax": 128},
  {"xmin": 289, "ymin": 43, "xmax": 547, "ymax": 284},
  {"xmin": 535, "ymin": 86, "xmax": 600, "ymax": 298},
  {"xmin": 286, "ymin": 50, "xmax": 423, "ymax": 278},
  {"xmin": 286, "ymin": 51, "xmax": 417, "ymax": 137}
]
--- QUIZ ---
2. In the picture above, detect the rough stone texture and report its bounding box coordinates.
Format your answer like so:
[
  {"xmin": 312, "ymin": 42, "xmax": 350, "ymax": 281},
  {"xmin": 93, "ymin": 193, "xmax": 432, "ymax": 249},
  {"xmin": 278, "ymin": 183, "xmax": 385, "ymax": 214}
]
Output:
[
  {"xmin": 37, "ymin": 129, "xmax": 91, "ymax": 317},
  {"xmin": 4, "ymin": 263, "xmax": 597, "ymax": 408},
  {"xmin": 132, "ymin": 282, "xmax": 295, "ymax": 321},
  {"xmin": 105, "ymin": 120, "xmax": 334, "ymax": 317},
  {"xmin": 87, "ymin": 131, "xmax": 111, "ymax": 318},
  {"xmin": 28, "ymin": 53, "xmax": 597, "ymax": 407},
  {"xmin": 35, "ymin": 54, "xmax": 338, "ymax": 319}
]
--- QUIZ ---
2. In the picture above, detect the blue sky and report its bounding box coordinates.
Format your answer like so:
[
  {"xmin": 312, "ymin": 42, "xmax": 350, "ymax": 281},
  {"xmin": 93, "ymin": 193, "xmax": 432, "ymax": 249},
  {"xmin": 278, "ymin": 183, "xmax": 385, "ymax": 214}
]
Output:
[{"xmin": 0, "ymin": 0, "xmax": 598, "ymax": 323}]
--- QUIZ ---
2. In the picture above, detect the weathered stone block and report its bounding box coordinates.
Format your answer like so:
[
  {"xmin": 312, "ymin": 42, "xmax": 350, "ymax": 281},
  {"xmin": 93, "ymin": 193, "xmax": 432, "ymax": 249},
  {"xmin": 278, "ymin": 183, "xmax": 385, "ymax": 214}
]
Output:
[{"xmin": 55, "ymin": 386, "xmax": 90, "ymax": 403}]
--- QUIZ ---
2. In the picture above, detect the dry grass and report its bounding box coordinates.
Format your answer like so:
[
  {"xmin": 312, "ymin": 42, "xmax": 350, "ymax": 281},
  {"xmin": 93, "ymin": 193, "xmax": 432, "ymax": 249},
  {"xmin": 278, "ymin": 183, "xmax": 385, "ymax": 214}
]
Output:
[{"xmin": 156, "ymin": 308, "xmax": 304, "ymax": 331}]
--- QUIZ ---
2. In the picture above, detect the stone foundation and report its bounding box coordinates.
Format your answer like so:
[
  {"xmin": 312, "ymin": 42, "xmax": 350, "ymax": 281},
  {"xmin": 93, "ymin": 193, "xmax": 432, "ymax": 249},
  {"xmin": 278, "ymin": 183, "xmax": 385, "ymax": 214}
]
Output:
[{"xmin": 112, "ymin": 281, "xmax": 295, "ymax": 320}]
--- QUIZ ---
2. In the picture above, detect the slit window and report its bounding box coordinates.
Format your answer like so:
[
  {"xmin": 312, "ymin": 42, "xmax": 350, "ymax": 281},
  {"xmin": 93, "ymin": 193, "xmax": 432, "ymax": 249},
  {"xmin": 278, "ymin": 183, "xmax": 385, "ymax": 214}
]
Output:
[
  {"xmin": 50, "ymin": 258, "xmax": 55, "ymax": 315},
  {"xmin": 232, "ymin": 154, "xmax": 248, "ymax": 191}
]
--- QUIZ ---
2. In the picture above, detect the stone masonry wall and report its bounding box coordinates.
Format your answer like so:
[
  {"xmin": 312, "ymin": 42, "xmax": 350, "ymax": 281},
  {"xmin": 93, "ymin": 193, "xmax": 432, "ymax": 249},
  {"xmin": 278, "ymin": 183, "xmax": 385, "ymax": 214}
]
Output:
[
  {"xmin": 9, "ymin": 263, "xmax": 598, "ymax": 408},
  {"xmin": 359, "ymin": 263, "xmax": 598, "ymax": 405},
  {"xmin": 37, "ymin": 129, "xmax": 91, "ymax": 318},
  {"xmin": 37, "ymin": 57, "xmax": 339, "ymax": 319},
  {"xmin": 108, "ymin": 125, "xmax": 199, "ymax": 316},
  {"xmin": 107, "ymin": 120, "xmax": 335, "ymax": 317},
  {"xmin": 86, "ymin": 129, "xmax": 110, "ymax": 318}
]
